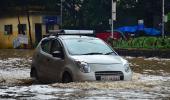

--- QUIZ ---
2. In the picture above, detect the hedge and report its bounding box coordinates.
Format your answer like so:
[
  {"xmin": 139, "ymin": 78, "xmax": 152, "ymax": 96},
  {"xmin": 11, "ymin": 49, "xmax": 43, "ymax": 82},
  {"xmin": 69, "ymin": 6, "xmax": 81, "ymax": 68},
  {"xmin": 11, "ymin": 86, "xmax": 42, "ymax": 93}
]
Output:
[{"xmin": 110, "ymin": 37, "xmax": 170, "ymax": 49}]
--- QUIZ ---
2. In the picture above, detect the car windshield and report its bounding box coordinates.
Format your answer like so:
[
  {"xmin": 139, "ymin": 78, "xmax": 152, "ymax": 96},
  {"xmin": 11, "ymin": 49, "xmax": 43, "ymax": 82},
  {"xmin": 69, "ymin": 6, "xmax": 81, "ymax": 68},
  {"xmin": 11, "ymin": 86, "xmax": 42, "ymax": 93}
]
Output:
[{"xmin": 64, "ymin": 38, "xmax": 116, "ymax": 55}]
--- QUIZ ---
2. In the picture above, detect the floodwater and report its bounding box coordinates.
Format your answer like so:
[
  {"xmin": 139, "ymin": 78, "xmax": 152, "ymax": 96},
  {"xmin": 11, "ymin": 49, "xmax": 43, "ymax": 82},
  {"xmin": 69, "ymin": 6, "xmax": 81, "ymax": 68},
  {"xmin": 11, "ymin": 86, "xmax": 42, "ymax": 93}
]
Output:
[{"xmin": 0, "ymin": 49, "xmax": 170, "ymax": 100}]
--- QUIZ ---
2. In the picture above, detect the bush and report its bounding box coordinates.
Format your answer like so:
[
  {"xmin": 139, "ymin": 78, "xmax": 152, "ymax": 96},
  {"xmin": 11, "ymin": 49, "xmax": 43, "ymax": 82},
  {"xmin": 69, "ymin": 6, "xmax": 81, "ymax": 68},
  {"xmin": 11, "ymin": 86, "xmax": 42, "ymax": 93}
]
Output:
[{"xmin": 112, "ymin": 36, "xmax": 170, "ymax": 49}]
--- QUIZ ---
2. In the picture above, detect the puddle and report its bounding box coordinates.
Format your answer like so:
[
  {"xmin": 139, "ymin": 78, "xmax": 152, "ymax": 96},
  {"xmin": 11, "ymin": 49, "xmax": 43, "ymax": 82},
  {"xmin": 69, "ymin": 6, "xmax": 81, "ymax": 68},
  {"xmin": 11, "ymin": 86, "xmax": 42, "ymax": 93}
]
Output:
[
  {"xmin": 126, "ymin": 56, "xmax": 170, "ymax": 76},
  {"xmin": 0, "ymin": 74, "xmax": 169, "ymax": 100},
  {"xmin": 0, "ymin": 50, "xmax": 170, "ymax": 99}
]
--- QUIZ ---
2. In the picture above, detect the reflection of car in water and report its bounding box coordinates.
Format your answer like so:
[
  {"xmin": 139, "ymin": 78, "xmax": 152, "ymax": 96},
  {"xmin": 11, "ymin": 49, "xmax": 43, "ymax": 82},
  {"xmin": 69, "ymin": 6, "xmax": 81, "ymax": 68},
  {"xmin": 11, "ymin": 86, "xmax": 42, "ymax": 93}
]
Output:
[{"xmin": 30, "ymin": 30, "xmax": 133, "ymax": 83}]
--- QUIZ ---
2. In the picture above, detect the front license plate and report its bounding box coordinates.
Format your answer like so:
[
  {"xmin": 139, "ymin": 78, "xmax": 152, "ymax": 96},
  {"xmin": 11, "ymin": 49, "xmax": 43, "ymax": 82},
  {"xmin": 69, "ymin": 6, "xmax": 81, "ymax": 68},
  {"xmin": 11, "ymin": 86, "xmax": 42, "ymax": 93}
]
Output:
[{"xmin": 101, "ymin": 75, "xmax": 120, "ymax": 81}]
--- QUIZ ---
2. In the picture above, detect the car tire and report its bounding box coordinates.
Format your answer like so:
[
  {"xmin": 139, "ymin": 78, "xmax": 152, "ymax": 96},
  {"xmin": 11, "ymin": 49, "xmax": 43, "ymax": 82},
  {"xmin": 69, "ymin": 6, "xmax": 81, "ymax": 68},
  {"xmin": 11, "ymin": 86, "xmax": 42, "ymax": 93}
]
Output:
[{"xmin": 62, "ymin": 72, "xmax": 73, "ymax": 83}]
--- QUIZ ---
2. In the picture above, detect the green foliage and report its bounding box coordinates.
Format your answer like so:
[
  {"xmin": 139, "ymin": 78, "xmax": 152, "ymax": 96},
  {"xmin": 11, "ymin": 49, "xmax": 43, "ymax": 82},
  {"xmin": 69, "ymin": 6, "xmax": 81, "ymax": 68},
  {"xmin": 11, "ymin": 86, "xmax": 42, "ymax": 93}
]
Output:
[
  {"xmin": 112, "ymin": 37, "xmax": 170, "ymax": 49},
  {"xmin": 63, "ymin": 0, "xmax": 111, "ymax": 29},
  {"xmin": 0, "ymin": 0, "xmax": 170, "ymax": 30}
]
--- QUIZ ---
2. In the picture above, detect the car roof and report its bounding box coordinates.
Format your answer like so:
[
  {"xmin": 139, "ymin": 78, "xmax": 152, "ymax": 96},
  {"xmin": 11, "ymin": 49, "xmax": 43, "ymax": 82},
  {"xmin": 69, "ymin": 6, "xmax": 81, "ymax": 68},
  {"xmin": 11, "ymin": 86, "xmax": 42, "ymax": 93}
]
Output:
[
  {"xmin": 44, "ymin": 35, "xmax": 98, "ymax": 41},
  {"xmin": 59, "ymin": 35, "xmax": 97, "ymax": 40}
]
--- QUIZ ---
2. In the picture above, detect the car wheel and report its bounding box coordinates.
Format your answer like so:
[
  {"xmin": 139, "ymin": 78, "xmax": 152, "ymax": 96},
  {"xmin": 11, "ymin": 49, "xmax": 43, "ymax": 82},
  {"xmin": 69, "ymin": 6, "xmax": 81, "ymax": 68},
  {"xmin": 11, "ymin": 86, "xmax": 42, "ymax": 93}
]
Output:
[{"xmin": 62, "ymin": 72, "xmax": 73, "ymax": 83}]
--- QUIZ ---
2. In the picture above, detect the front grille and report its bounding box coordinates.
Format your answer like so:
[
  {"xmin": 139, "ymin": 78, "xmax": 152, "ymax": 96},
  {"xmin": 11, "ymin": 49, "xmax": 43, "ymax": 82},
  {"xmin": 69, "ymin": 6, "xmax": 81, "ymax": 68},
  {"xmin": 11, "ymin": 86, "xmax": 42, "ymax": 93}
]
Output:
[{"xmin": 95, "ymin": 71, "xmax": 124, "ymax": 81}]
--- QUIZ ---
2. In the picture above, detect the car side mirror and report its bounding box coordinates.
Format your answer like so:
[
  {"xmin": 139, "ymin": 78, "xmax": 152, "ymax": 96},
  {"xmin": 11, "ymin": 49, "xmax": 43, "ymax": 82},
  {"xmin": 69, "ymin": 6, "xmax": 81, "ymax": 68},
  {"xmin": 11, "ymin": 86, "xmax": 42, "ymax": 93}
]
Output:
[{"xmin": 52, "ymin": 51, "xmax": 64, "ymax": 58}]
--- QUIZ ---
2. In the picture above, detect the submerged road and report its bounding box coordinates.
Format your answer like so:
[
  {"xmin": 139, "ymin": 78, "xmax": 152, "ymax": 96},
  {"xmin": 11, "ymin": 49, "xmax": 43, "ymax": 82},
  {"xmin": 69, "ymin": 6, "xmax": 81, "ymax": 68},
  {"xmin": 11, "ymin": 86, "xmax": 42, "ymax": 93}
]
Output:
[{"xmin": 0, "ymin": 49, "xmax": 170, "ymax": 99}]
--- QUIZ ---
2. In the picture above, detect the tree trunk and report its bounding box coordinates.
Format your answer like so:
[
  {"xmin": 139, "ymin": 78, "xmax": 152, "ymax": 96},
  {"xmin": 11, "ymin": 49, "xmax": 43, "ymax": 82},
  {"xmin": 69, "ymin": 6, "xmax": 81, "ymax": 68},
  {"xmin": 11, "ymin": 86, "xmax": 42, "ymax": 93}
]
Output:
[
  {"xmin": 27, "ymin": 10, "xmax": 33, "ymax": 48},
  {"xmin": 17, "ymin": 15, "xmax": 21, "ymax": 34}
]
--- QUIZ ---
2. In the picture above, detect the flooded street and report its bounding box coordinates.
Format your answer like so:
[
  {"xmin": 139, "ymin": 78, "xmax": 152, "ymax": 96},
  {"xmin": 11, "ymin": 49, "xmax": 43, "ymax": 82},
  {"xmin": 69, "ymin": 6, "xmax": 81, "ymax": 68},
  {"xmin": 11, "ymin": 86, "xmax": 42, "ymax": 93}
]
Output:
[{"xmin": 0, "ymin": 49, "xmax": 170, "ymax": 99}]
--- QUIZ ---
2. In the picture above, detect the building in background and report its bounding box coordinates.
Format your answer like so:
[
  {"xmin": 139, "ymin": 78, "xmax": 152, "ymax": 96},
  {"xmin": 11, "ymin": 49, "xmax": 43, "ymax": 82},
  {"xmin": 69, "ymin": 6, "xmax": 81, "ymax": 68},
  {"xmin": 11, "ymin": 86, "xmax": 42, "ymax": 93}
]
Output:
[{"xmin": 0, "ymin": 12, "xmax": 60, "ymax": 49}]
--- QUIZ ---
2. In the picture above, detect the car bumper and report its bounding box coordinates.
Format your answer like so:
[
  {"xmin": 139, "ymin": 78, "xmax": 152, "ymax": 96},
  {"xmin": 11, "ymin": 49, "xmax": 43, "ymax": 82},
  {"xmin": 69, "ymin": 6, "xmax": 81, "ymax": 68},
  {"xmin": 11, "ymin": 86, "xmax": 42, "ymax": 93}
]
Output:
[{"xmin": 74, "ymin": 70, "xmax": 133, "ymax": 82}]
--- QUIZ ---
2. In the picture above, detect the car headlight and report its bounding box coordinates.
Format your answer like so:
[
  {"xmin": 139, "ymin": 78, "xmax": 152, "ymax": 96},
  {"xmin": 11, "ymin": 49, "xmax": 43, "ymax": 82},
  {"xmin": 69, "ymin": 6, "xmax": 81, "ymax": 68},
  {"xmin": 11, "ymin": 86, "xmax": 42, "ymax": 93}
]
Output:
[
  {"xmin": 75, "ymin": 61, "xmax": 90, "ymax": 73},
  {"xmin": 124, "ymin": 63, "xmax": 130, "ymax": 73}
]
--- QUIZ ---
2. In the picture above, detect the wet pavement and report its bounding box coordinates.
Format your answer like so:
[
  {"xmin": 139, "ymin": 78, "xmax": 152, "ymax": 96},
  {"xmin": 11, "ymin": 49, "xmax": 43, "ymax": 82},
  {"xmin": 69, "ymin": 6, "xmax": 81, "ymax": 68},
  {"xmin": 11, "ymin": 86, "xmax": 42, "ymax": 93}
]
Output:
[{"xmin": 0, "ymin": 49, "xmax": 170, "ymax": 100}]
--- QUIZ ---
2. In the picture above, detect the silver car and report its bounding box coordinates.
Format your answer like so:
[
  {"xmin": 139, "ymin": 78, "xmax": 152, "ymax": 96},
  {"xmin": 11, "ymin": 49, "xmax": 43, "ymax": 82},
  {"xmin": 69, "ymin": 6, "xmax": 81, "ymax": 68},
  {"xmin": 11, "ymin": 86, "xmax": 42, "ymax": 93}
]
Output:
[{"xmin": 30, "ymin": 35, "xmax": 132, "ymax": 83}]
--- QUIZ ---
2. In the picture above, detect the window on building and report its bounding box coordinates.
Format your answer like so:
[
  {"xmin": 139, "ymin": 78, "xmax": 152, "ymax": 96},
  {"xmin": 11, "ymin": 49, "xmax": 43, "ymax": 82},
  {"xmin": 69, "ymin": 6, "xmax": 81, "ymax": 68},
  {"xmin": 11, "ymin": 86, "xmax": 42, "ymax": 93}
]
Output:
[
  {"xmin": 4, "ymin": 25, "xmax": 12, "ymax": 35},
  {"xmin": 18, "ymin": 24, "xmax": 27, "ymax": 35}
]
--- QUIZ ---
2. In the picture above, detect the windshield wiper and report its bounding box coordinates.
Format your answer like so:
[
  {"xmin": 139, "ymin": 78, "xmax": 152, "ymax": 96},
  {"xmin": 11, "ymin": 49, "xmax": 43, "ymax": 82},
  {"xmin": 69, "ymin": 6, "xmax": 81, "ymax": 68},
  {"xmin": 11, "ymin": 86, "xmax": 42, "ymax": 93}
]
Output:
[
  {"xmin": 82, "ymin": 52, "xmax": 104, "ymax": 55},
  {"xmin": 105, "ymin": 52, "xmax": 114, "ymax": 55}
]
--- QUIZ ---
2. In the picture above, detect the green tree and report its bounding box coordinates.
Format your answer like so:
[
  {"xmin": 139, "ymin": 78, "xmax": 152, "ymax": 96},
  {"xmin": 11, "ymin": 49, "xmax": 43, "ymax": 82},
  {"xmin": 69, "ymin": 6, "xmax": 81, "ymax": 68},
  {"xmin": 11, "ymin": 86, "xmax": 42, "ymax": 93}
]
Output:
[
  {"xmin": 62, "ymin": 0, "xmax": 112, "ymax": 30},
  {"xmin": 0, "ymin": 0, "xmax": 170, "ymax": 32}
]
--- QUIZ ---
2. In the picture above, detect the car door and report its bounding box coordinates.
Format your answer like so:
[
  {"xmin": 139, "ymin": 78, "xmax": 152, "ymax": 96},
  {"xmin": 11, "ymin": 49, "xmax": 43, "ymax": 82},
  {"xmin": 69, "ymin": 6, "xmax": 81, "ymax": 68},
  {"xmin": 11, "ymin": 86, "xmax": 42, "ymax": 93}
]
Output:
[
  {"xmin": 38, "ymin": 38, "xmax": 54, "ymax": 82},
  {"xmin": 49, "ymin": 39, "xmax": 65, "ymax": 82}
]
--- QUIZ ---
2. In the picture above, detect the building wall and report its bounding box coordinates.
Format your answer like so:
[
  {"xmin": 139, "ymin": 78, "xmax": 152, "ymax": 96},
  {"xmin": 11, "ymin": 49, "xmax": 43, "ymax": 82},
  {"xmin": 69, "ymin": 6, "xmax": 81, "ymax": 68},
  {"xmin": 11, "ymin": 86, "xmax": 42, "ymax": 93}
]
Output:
[
  {"xmin": 0, "ymin": 16, "xmax": 29, "ymax": 48},
  {"xmin": 0, "ymin": 17, "xmax": 12, "ymax": 48},
  {"xmin": 0, "ymin": 16, "xmax": 34, "ymax": 48},
  {"xmin": 0, "ymin": 15, "xmax": 59, "ymax": 49},
  {"xmin": 31, "ymin": 15, "xmax": 41, "ymax": 43}
]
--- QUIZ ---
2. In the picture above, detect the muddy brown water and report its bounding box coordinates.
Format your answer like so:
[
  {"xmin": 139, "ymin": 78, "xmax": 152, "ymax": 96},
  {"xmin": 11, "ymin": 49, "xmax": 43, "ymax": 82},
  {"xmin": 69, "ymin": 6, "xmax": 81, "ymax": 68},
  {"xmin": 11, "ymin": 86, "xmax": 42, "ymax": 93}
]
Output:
[{"xmin": 0, "ymin": 49, "xmax": 170, "ymax": 99}]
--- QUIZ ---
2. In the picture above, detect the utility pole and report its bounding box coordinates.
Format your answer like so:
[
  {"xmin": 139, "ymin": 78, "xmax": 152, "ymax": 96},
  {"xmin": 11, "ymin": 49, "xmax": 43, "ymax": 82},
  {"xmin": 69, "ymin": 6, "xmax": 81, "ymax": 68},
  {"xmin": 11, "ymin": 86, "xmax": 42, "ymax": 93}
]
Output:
[
  {"xmin": 60, "ymin": 0, "xmax": 63, "ymax": 29},
  {"xmin": 162, "ymin": 0, "xmax": 165, "ymax": 38},
  {"xmin": 111, "ymin": 0, "xmax": 116, "ymax": 38}
]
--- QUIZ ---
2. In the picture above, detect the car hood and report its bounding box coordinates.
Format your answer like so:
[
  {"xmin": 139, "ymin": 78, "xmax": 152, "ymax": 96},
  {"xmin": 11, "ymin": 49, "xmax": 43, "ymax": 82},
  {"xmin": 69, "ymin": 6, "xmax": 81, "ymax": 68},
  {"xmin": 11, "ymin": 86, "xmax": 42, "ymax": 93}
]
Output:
[{"xmin": 71, "ymin": 55, "xmax": 124, "ymax": 64}]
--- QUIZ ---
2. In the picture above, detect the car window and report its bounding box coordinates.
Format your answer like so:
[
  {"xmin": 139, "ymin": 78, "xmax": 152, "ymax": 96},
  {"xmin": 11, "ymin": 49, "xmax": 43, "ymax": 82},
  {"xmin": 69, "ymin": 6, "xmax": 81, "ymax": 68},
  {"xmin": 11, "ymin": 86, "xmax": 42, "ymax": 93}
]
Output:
[
  {"xmin": 51, "ymin": 39, "xmax": 62, "ymax": 53},
  {"xmin": 41, "ymin": 39, "xmax": 52, "ymax": 54},
  {"xmin": 64, "ymin": 38, "xmax": 116, "ymax": 55}
]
